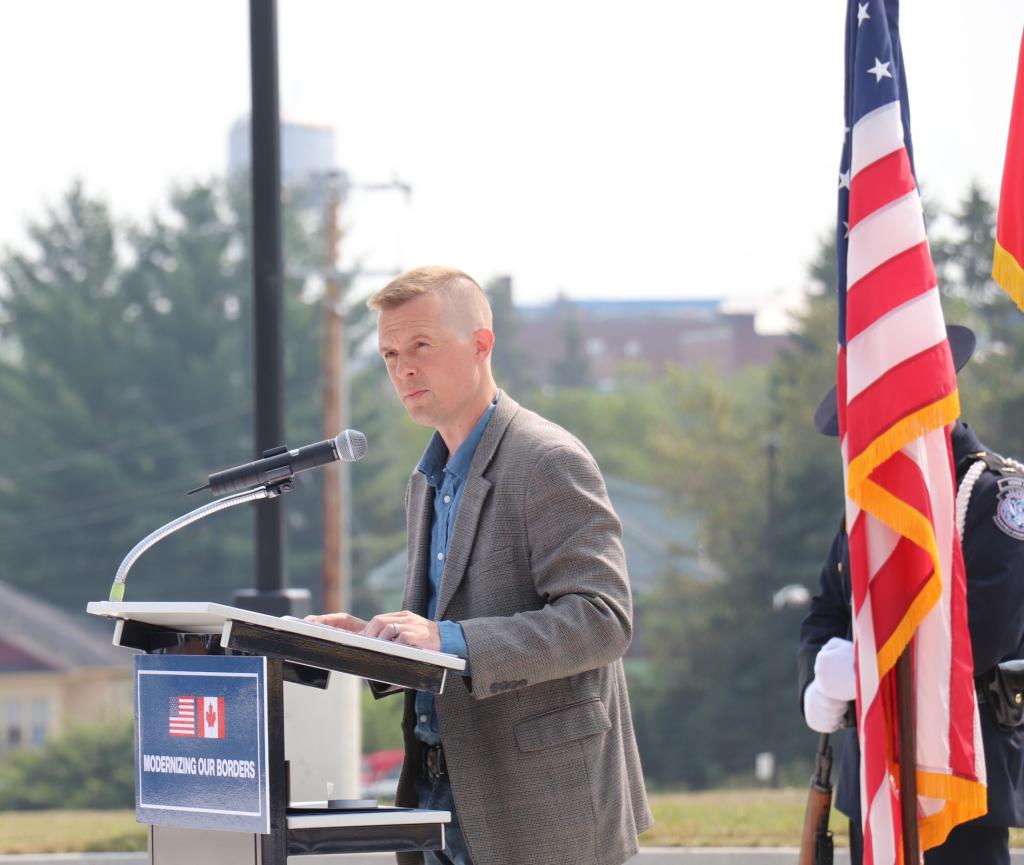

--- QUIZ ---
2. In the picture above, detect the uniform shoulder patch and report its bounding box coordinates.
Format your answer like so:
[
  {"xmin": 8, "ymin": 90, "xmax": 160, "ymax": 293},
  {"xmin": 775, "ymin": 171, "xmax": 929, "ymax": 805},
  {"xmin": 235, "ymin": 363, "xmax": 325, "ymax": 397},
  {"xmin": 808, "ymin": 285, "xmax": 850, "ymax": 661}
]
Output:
[{"xmin": 994, "ymin": 475, "xmax": 1024, "ymax": 541}]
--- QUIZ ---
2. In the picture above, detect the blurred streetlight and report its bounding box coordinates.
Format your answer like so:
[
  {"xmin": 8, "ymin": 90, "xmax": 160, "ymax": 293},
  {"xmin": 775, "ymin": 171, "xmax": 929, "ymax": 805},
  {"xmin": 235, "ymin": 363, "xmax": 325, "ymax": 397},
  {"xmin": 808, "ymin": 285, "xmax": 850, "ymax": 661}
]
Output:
[{"xmin": 772, "ymin": 582, "xmax": 811, "ymax": 611}]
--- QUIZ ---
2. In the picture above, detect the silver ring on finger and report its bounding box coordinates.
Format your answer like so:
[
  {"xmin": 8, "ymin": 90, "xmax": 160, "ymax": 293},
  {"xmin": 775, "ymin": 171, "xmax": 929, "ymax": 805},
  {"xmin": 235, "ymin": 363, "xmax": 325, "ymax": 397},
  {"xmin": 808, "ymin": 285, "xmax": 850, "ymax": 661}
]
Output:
[{"xmin": 391, "ymin": 622, "xmax": 400, "ymax": 640}]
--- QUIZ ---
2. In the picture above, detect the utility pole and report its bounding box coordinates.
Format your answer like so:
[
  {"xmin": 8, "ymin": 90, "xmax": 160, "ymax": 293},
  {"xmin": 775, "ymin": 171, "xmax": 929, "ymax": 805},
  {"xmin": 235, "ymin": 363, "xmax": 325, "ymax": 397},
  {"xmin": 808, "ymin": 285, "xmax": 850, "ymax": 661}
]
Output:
[
  {"xmin": 310, "ymin": 171, "xmax": 409, "ymax": 800},
  {"xmin": 320, "ymin": 175, "xmax": 349, "ymax": 615},
  {"xmin": 319, "ymin": 172, "xmax": 410, "ymax": 613},
  {"xmin": 300, "ymin": 172, "xmax": 361, "ymax": 801}
]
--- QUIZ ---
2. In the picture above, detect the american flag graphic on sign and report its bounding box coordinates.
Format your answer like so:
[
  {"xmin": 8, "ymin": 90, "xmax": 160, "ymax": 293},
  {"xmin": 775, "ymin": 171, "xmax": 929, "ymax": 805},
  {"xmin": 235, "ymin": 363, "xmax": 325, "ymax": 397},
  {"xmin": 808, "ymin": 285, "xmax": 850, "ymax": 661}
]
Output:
[
  {"xmin": 835, "ymin": 1, "xmax": 987, "ymax": 861},
  {"xmin": 168, "ymin": 696, "xmax": 196, "ymax": 737}
]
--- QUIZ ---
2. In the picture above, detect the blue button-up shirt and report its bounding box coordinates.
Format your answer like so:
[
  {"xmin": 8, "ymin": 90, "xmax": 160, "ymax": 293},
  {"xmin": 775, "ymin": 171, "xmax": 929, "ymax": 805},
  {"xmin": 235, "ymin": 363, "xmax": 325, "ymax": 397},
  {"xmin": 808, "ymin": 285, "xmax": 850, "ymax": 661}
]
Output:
[{"xmin": 413, "ymin": 394, "xmax": 498, "ymax": 746}]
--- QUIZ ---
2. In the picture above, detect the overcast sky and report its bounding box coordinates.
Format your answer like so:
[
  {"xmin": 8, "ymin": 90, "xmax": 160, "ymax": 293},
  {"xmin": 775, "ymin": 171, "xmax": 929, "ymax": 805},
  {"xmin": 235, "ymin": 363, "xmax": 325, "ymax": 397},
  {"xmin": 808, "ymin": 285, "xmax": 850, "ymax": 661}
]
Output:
[{"xmin": 1, "ymin": 1, "xmax": 1020, "ymax": 330}]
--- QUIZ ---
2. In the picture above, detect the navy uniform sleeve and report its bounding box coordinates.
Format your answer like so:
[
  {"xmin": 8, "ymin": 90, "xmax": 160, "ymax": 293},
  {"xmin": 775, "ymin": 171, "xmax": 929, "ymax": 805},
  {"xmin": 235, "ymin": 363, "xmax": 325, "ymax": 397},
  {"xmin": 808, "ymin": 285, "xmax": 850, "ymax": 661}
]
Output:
[
  {"xmin": 961, "ymin": 469, "xmax": 1024, "ymax": 674},
  {"xmin": 798, "ymin": 523, "xmax": 852, "ymax": 708}
]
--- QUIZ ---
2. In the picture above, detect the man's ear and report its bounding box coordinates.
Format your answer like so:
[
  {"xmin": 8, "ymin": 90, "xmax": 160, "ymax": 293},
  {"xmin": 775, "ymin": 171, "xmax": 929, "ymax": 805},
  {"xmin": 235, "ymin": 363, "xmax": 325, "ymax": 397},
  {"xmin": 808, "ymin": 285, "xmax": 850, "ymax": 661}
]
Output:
[{"xmin": 473, "ymin": 327, "xmax": 495, "ymax": 359}]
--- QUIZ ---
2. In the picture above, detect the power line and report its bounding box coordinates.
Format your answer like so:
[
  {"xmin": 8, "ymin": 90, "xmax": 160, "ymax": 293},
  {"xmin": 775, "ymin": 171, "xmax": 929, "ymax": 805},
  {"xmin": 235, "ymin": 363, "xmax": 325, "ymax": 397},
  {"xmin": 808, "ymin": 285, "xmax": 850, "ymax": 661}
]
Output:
[
  {"xmin": 0, "ymin": 361, "xmax": 379, "ymax": 547},
  {"xmin": 0, "ymin": 405, "xmax": 252, "ymax": 483},
  {"xmin": 0, "ymin": 457, "xmax": 219, "ymax": 529},
  {"xmin": 0, "ymin": 433, "xmax": 329, "ymax": 546},
  {"xmin": 0, "ymin": 370, "xmax": 327, "ymax": 483},
  {"xmin": 0, "ymin": 482, "xmax": 194, "ymax": 547}
]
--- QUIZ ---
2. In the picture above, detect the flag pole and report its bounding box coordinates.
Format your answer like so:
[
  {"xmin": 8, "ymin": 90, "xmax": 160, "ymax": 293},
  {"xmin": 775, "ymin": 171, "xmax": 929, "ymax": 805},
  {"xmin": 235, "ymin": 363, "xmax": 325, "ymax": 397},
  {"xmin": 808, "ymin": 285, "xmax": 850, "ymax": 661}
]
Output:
[{"xmin": 896, "ymin": 645, "xmax": 921, "ymax": 864}]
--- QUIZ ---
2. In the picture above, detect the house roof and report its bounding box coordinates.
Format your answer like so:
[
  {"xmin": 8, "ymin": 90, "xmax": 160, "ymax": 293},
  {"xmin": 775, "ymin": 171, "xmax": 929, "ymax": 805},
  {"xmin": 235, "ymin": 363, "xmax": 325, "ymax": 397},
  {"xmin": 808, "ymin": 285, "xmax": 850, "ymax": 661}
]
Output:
[
  {"xmin": 0, "ymin": 581, "xmax": 128, "ymax": 673},
  {"xmin": 365, "ymin": 475, "xmax": 717, "ymax": 600},
  {"xmin": 605, "ymin": 476, "xmax": 718, "ymax": 590}
]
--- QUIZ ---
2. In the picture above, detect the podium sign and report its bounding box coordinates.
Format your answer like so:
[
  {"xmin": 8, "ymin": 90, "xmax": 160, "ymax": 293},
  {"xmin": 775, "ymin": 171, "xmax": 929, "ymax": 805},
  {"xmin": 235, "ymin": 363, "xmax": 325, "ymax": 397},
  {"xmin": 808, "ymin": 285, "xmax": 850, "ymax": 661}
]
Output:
[{"xmin": 135, "ymin": 655, "xmax": 270, "ymax": 834}]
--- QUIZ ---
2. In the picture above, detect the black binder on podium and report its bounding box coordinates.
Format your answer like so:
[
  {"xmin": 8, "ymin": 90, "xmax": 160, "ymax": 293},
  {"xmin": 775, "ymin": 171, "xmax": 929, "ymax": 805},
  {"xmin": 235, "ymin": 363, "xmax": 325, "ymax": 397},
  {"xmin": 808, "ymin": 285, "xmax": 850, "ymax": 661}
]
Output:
[{"xmin": 87, "ymin": 601, "xmax": 466, "ymax": 865}]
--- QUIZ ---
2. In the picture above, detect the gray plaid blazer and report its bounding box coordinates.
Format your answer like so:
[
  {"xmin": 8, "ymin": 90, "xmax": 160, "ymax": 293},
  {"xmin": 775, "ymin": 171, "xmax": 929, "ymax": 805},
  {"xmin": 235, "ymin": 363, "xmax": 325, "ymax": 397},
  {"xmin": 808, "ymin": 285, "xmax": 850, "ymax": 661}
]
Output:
[{"xmin": 390, "ymin": 394, "xmax": 652, "ymax": 865}]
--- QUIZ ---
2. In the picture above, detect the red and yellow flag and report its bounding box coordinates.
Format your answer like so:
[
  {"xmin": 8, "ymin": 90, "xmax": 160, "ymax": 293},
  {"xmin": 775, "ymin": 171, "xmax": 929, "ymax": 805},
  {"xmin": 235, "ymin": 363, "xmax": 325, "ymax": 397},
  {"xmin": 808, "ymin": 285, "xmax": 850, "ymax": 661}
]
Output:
[{"xmin": 993, "ymin": 30, "xmax": 1024, "ymax": 310}]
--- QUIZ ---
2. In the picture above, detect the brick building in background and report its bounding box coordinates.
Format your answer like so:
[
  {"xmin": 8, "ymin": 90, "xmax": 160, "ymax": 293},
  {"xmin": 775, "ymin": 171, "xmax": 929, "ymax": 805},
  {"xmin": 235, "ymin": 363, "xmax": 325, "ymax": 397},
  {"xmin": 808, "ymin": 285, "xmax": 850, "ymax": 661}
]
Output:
[{"xmin": 488, "ymin": 277, "xmax": 790, "ymax": 390}]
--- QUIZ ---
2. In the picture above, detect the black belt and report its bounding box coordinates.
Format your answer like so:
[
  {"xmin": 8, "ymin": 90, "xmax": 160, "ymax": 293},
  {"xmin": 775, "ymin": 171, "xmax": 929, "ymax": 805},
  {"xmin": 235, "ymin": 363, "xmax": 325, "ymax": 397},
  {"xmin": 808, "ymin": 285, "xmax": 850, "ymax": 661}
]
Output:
[{"xmin": 422, "ymin": 744, "xmax": 447, "ymax": 779}]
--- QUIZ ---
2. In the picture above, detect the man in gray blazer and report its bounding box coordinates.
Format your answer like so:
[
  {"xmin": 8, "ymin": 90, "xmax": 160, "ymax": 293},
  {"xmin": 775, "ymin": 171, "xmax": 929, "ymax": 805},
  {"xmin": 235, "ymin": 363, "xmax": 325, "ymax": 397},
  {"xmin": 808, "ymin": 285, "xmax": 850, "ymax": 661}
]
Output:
[{"xmin": 309, "ymin": 266, "xmax": 652, "ymax": 865}]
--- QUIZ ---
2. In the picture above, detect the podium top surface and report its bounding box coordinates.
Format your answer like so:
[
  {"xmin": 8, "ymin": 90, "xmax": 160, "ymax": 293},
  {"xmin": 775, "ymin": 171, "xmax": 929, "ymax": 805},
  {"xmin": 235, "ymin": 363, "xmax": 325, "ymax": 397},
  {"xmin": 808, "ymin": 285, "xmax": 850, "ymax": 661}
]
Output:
[
  {"xmin": 286, "ymin": 806, "xmax": 451, "ymax": 830},
  {"xmin": 86, "ymin": 601, "xmax": 465, "ymax": 671}
]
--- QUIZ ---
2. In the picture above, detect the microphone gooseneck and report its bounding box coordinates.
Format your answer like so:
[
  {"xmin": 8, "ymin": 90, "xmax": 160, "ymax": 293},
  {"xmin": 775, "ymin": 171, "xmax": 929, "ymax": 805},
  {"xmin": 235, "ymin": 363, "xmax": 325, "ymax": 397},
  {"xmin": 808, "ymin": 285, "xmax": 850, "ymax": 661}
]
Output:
[{"xmin": 106, "ymin": 430, "xmax": 368, "ymax": 602}]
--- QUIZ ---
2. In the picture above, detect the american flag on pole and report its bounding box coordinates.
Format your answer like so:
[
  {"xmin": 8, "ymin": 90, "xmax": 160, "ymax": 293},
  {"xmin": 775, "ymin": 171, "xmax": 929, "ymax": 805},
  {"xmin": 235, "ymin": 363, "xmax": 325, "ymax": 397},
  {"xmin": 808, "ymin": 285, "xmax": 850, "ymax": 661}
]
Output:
[
  {"xmin": 836, "ymin": 0, "xmax": 987, "ymax": 860},
  {"xmin": 169, "ymin": 696, "xmax": 196, "ymax": 737}
]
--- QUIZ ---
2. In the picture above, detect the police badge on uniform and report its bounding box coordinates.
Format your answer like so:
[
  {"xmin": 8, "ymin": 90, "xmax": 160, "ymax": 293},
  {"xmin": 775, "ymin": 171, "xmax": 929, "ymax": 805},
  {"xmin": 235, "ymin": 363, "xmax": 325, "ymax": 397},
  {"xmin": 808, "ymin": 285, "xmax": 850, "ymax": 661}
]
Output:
[{"xmin": 995, "ymin": 476, "xmax": 1024, "ymax": 541}]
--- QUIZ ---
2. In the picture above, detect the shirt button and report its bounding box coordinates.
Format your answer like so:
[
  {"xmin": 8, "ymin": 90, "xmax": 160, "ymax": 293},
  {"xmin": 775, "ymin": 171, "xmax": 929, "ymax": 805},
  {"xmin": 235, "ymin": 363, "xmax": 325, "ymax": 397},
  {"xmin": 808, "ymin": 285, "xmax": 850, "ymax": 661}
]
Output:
[
  {"xmin": 419, "ymin": 714, "xmax": 429, "ymax": 723},
  {"xmin": 437, "ymin": 552, "xmax": 444, "ymax": 561},
  {"xmin": 443, "ymin": 495, "xmax": 451, "ymax": 504}
]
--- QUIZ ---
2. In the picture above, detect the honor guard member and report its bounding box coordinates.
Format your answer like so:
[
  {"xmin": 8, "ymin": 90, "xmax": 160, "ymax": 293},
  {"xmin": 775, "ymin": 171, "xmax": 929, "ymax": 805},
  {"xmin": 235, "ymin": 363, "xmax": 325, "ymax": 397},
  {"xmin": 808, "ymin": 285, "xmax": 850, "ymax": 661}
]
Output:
[{"xmin": 798, "ymin": 325, "xmax": 1024, "ymax": 865}]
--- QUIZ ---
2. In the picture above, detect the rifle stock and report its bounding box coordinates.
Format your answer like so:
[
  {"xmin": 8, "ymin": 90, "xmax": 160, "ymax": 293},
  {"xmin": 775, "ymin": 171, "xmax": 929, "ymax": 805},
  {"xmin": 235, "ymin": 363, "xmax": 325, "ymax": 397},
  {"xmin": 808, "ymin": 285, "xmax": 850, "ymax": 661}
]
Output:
[{"xmin": 798, "ymin": 733, "xmax": 834, "ymax": 865}]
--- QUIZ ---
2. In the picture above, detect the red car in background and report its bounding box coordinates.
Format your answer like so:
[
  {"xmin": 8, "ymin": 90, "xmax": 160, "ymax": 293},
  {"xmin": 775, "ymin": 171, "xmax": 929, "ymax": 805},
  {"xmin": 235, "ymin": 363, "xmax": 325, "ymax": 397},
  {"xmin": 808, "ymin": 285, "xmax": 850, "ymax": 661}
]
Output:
[{"xmin": 361, "ymin": 748, "xmax": 404, "ymax": 800}]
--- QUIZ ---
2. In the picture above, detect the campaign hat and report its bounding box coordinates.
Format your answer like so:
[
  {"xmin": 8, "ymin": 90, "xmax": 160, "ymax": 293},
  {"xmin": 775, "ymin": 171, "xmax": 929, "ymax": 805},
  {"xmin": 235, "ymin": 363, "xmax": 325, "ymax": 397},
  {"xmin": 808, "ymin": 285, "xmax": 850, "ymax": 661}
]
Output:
[{"xmin": 812, "ymin": 324, "xmax": 976, "ymax": 437}]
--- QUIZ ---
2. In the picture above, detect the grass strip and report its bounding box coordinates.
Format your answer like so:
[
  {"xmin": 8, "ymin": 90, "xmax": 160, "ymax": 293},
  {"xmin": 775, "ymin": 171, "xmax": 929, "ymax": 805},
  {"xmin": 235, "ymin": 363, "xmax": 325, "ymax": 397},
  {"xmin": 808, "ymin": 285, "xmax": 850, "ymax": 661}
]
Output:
[{"xmin": 1, "ymin": 792, "xmax": 1022, "ymax": 852}]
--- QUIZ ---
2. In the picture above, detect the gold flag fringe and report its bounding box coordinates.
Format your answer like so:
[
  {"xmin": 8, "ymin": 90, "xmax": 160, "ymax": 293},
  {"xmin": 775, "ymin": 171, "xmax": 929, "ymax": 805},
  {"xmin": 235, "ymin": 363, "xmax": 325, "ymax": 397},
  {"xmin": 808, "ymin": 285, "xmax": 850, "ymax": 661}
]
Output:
[{"xmin": 992, "ymin": 241, "xmax": 1024, "ymax": 312}]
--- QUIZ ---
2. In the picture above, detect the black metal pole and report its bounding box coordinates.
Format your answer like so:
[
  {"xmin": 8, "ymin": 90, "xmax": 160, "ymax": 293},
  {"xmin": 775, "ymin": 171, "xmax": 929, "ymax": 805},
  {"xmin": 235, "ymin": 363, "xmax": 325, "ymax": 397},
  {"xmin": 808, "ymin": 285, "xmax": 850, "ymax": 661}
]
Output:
[{"xmin": 235, "ymin": 0, "xmax": 308, "ymax": 616}]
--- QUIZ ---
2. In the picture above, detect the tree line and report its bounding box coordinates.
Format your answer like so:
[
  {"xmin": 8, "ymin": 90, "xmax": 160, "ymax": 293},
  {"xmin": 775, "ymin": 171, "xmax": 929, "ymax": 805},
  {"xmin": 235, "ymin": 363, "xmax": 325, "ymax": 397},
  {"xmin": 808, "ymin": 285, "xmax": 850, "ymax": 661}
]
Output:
[{"xmin": 0, "ymin": 178, "xmax": 1019, "ymax": 792}]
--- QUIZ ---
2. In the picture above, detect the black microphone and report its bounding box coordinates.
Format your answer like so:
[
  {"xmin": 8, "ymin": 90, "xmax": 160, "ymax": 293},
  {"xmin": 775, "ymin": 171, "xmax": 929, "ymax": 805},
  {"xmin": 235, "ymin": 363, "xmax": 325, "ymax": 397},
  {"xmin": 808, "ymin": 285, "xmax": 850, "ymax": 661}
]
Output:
[{"xmin": 191, "ymin": 430, "xmax": 368, "ymax": 496}]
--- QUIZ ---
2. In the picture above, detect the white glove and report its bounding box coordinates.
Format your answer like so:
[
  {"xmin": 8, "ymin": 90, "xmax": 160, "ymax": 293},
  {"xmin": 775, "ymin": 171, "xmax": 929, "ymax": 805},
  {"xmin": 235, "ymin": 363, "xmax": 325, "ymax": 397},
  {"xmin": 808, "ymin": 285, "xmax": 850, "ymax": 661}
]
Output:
[
  {"xmin": 814, "ymin": 637, "xmax": 857, "ymax": 702},
  {"xmin": 803, "ymin": 679, "xmax": 848, "ymax": 733}
]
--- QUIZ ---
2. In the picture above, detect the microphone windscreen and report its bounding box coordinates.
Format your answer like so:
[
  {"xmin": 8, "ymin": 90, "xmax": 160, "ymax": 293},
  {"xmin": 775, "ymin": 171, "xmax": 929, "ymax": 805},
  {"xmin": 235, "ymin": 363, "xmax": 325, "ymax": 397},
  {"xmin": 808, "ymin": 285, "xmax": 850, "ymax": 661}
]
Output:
[{"xmin": 334, "ymin": 429, "xmax": 368, "ymax": 462}]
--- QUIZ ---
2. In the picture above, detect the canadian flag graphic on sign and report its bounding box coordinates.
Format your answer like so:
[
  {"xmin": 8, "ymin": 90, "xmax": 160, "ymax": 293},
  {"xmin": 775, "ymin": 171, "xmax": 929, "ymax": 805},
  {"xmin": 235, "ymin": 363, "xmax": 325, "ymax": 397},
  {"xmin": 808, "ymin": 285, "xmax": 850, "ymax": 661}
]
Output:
[{"xmin": 200, "ymin": 696, "xmax": 226, "ymax": 739}]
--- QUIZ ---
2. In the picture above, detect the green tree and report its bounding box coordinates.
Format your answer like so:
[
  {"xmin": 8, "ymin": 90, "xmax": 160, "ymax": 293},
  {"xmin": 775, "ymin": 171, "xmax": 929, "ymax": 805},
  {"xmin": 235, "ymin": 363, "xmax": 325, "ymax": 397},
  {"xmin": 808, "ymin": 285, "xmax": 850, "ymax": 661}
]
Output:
[
  {"xmin": 0, "ymin": 184, "xmax": 272, "ymax": 609},
  {"xmin": 631, "ymin": 182, "xmax": 1024, "ymax": 789},
  {"xmin": 619, "ymin": 231, "xmax": 849, "ymax": 788},
  {"xmin": 766, "ymin": 237, "xmax": 846, "ymax": 582},
  {"xmin": 345, "ymin": 361, "xmax": 433, "ymax": 618},
  {"xmin": 485, "ymin": 275, "xmax": 536, "ymax": 396},
  {"xmin": 360, "ymin": 684, "xmax": 403, "ymax": 754},
  {"xmin": 529, "ymin": 383, "xmax": 669, "ymax": 485},
  {"xmin": 554, "ymin": 183, "xmax": 1024, "ymax": 789},
  {"xmin": 550, "ymin": 301, "xmax": 591, "ymax": 389},
  {"xmin": 0, "ymin": 720, "xmax": 135, "ymax": 809},
  {"xmin": 0, "ymin": 181, "xmax": 416, "ymax": 615},
  {"xmin": 933, "ymin": 181, "xmax": 1000, "ymax": 309},
  {"xmin": 930, "ymin": 182, "xmax": 1024, "ymax": 457},
  {"xmin": 634, "ymin": 362, "xmax": 819, "ymax": 786}
]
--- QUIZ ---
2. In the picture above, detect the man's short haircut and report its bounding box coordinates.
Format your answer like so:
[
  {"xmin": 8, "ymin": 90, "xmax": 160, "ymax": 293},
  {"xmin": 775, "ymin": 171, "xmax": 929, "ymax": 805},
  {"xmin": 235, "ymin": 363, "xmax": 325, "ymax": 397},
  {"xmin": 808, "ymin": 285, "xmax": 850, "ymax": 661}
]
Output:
[{"xmin": 367, "ymin": 266, "xmax": 493, "ymax": 331}]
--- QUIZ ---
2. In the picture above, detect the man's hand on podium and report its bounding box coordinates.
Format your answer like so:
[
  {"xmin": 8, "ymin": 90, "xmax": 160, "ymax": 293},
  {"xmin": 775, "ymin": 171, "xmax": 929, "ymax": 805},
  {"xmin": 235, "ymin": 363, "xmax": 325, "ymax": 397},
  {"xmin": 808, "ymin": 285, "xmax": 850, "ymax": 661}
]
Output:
[
  {"xmin": 350, "ymin": 610, "xmax": 442, "ymax": 651},
  {"xmin": 305, "ymin": 610, "xmax": 441, "ymax": 652},
  {"xmin": 363, "ymin": 611, "xmax": 441, "ymax": 652},
  {"xmin": 304, "ymin": 612, "xmax": 368, "ymax": 632}
]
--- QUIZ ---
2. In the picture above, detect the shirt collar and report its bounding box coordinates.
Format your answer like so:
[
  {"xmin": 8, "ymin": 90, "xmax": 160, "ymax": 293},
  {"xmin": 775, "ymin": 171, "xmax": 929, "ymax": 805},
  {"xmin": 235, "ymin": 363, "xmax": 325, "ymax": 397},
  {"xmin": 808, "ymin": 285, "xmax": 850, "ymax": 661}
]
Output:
[
  {"xmin": 416, "ymin": 391, "xmax": 500, "ymax": 486},
  {"xmin": 951, "ymin": 420, "xmax": 984, "ymax": 471},
  {"xmin": 416, "ymin": 432, "xmax": 449, "ymax": 488}
]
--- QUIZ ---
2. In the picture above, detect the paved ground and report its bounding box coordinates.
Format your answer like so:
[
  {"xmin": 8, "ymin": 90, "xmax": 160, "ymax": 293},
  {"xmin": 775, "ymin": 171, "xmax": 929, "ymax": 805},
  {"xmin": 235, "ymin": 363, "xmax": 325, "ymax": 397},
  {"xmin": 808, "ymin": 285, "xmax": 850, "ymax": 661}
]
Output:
[
  {"xmin": 1, "ymin": 851, "xmax": 1022, "ymax": 864},
  {"xmin": 1, "ymin": 852, "xmax": 829, "ymax": 865}
]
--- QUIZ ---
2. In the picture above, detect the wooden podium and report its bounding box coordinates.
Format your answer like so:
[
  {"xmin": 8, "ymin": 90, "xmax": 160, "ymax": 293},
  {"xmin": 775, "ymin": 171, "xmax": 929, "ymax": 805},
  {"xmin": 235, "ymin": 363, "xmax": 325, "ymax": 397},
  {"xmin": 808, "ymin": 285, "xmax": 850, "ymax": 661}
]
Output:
[{"xmin": 87, "ymin": 601, "xmax": 465, "ymax": 864}]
